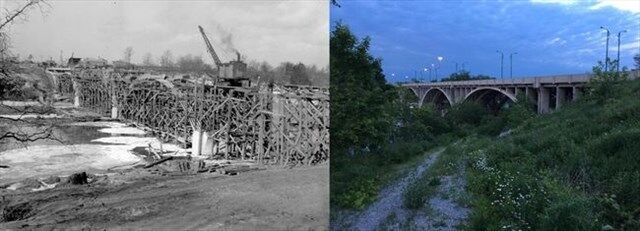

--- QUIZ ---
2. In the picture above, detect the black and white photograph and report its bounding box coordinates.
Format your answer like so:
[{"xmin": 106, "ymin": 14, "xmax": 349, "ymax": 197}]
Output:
[{"xmin": 0, "ymin": 1, "xmax": 329, "ymax": 230}]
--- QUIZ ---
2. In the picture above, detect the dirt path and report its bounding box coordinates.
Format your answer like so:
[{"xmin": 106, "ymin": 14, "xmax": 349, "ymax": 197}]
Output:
[
  {"xmin": 350, "ymin": 149, "xmax": 442, "ymax": 231},
  {"xmin": 0, "ymin": 165, "xmax": 328, "ymax": 230},
  {"xmin": 412, "ymin": 173, "xmax": 470, "ymax": 230}
]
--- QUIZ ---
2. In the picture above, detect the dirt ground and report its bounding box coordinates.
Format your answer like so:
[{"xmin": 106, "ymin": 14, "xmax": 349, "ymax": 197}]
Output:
[{"xmin": 0, "ymin": 164, "xmax": 329, "ymax": 230}]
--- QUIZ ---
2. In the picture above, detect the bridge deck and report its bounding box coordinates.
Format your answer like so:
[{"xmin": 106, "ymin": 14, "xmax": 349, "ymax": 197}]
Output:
[{"xmin": 403, "ymin": 70, "xmax": 639, "ymax": 87}]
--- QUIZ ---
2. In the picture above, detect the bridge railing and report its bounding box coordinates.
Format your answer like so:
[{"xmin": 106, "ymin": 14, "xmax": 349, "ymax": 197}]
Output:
[
  {"xmin": 403, "ymin": 70, "xmax": 640, "ymax": 87},
  {"xmin": 403, "ymin": 73, "xmax": 595, "ymax": 87}
]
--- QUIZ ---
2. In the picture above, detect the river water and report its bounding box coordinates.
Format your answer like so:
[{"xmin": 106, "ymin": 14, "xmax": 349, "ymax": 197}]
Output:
[{"xmin": 0, "ymin": 120, "xmax": 184, "ymax": 185}]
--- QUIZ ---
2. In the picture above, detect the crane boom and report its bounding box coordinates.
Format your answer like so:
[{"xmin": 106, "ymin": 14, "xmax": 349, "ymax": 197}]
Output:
[{"xmin": 198, "ymin": 25, "xmax": 222, "ymax": 66}]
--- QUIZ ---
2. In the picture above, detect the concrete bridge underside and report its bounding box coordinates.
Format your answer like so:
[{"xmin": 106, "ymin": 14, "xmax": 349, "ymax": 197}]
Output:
[{"xmin": 405, "ymin": 74, "xmax": 592, "ymax": 114}]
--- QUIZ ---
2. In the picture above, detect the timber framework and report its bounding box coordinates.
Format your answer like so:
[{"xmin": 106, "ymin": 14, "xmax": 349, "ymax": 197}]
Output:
[{"xmin": 55, "ymin": 69, "xmax": 329, "ymax": 166}]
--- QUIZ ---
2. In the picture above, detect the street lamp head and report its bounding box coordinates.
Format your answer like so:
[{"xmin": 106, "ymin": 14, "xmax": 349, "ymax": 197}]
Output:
[{"xmin": 437, "ymin": 56, "xmax": 444, "ymax": 62}]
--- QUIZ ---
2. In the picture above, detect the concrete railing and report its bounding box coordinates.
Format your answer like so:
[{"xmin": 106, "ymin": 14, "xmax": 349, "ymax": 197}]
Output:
[{"xmin": 403, "ymin": 70, "xmax": 640, "ymax": 87}]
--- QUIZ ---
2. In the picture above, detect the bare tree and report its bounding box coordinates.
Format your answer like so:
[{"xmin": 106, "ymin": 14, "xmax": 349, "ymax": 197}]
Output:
[
  {"xmin": 142, "ymin": 52, "xmax": 154, "ymax": 66},
  {"xmin": 0, "ymin": 105, "xmax": 59, "ymax": 142},
  {"xmin": 0, "ymin": 0, "xmax": 61, "ymax": 149},
  {"xmin": 1, "ymin": 0, "xmax": 49, "ymax": 60},
  {"xmin": 123, "ymin": 46, "xmax": 134, "ymax": 63},
  {"xmin": 159, "ymin": 50, "xmax": 174, "ymax": 68}
]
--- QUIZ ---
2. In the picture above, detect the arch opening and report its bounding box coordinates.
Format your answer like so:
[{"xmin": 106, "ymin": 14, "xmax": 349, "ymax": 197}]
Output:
[
  {"xmin": 464, "ymin": 88, "xmax": 515, "ymax": 114},
  {"xmin": 421, "ymin": 88, "xmax": 452, "ymax": 112}
]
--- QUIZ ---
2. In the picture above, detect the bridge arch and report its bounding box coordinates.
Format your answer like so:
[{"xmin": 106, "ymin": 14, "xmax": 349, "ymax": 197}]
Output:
[
  {"xmin": 421, "ymin": 87, "xmax": 453, "ymax": 110},
  {"xmin": 463, "ymin": 87, "xmax": 516, "ymax": 114}
]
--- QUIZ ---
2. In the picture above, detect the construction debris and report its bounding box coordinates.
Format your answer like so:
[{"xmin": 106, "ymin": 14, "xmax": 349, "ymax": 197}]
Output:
[{"xmin": 144, "ymin": 156, "xmax": 174, "ymax": 169}]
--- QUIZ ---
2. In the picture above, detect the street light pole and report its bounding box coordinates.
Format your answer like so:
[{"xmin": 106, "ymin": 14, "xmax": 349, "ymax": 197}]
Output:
[
  {"xmin": 497, "ymin": 50, "xmax": 504, "ymax": 80},
  {"xmin": 601, "ymin": 26, "xmax": 610, "ymax": 71},
  {"xmin": 430, "ymin": 64, "xmax": 434, "ymax": 82},
  {"xmin": 436, "ymin": 56, "xmax": 444, "ymax": 81},
  {"xmin": 510, "ymin": 52, "xmax": 518, "ymax": 79},
  {"xmin": 617, "ymin": 30, "xmax": 627, "ymax": 73}
]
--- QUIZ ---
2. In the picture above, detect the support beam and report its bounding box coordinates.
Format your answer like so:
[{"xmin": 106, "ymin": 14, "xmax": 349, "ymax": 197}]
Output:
[
  {"xmin": 526, "ymin": 87, "xmax": 536, "ymax": 103},
  {"xmin": 556, "ymin": 87, "xmax": 567, "ymax": 110},
  {"xmin": 538, "ymin": 87, "xmax": 550, "ymax": 114},
  {"xmin": 572, "ymin": 87, "xmax": 581, "ymax": 102},
  {"xmin": 72, "ymin": 79, "xmax": 80, "ymax": 108},
  {"xmin": 191, "ymin": 129, "xmax": 214, "ymax": 156}
]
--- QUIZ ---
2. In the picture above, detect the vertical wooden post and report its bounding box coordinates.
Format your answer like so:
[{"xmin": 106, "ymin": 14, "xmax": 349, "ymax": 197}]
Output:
[
  {"xmin": 224, "ymin": 95, "xmax": 231, "ymax": 160},
  {"xmin": 72, "ymin": 78, "xmax": 81, "ymax": 108},
  {"xmin": 110, "ymin": 75, "xmax": 118, "ymax": 119},
  {"xmin": 257, "ymin": 91, "xmax": 266, "ymax": 164}
]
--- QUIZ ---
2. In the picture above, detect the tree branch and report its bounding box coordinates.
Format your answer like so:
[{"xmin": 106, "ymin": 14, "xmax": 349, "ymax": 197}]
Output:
[{"xmin": 0, "ymin": 0, "xmax": 42, "ymax": 31}]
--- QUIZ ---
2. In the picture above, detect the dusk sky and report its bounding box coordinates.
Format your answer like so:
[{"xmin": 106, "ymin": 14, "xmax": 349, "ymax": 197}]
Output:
[{"xmin": 331, "ymin": 0, "xmax": 640, "ymax": 82}]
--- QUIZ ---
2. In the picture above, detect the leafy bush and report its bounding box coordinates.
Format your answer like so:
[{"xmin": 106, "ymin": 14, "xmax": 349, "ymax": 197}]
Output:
[
  {"xmin": 446, "ymin": 101, "xmax": 489, "ymax": 127},
  {"xmin": 0, "ymin": 74, "xmax": 27, "ymax": 100},
  {"xmin": 334, "ymin": 176, "xmax": 379, "ymax": 209},
  {"xmin": 539, "ymin": 194, "xmax": 598, "ymax": 231},
  {"xmin": 404, "ymin": 173, "xmax": 441, "ymax": 210}
]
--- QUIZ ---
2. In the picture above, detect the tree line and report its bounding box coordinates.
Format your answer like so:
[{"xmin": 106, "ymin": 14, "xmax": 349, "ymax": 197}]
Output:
[{"xmin": 127, "ymin": 48, "xmax": 328, "ymax": 87}]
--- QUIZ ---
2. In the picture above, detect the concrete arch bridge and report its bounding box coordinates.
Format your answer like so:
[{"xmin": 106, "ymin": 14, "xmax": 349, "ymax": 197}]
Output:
[{"xmin": 403, "ymin": 74, "xmax": 597, "ymax": 114}]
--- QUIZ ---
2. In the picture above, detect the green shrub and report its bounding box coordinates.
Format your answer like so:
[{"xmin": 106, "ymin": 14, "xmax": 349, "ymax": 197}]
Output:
[
  {"xmin": 540, "ymin": 193, "xmax": 599, "ymax": 231},
  {"xmin": 446, "ymin": 101, "xmax": 489, "ymax": 127},
  {"xmin": 335, "ymin": 176, "xmax": 379, "ymax": 209},
  {"xmin": 404, "ymin": 174, "xmax": 440, "ymax": 210}
]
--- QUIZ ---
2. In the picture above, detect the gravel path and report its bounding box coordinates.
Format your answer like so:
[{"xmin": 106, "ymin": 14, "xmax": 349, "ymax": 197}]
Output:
[
  {"xmin": 351, "ymin": 149, "xmax": 442, "ymax": 231},
  {"xmin": 413, "ymin": 174, "xmax": 470, "ymax": 230}
]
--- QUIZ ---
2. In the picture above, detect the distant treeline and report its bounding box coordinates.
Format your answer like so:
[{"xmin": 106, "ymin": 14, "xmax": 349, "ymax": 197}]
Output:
[
  {"xmin": 439, "ymin": 70, "xmax": 493, "ymax": 82},
  {"xmin": 407, "ymin": 70, "xmax": 494, "ymax": 83},
  {"xmin": 139, "ymin": 50, "xmax": 328, "ymax": 87}
]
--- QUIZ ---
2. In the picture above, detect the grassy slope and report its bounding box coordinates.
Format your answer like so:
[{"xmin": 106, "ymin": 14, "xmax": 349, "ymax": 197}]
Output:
[{"xmin": 439, "ymin": 79, "xmax": 640, "ymax": 230}]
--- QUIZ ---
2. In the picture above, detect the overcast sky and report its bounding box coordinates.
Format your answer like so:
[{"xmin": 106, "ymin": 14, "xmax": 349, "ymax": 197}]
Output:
[
  {"xmin": 7, "ymin": 0, "xmax": 328, "ymax": 68},
  {"xmin": 331, "ymin": 0, "xmax": 640, "ymax": 82}
]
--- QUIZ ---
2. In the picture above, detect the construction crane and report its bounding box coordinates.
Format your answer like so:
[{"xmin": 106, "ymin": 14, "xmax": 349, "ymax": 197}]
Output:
[
  {"xmin": 197, "ymin": 25, "xmax": 248, "ymax": 87},
  {"xmin": 198, "ymin": 25, "xmax": 222, "ymax": 67}
]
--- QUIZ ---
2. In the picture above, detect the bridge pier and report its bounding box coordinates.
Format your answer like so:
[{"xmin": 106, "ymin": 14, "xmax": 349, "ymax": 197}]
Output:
[
  {"xmin": 538, "ymin": 87, "xmax": 551, "ymax": 114},
  {"xmin": 572, "ymin": 87, "xmax": 581, "ymax": 102},
  {"xmin": 556, "ymin": 87, "xmax": 567, "ymax": 110}
]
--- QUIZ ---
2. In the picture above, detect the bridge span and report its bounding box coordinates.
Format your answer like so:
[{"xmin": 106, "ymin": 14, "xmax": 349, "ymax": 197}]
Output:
[{"xmin": 403, "ymin": 71, "xmax": 639, "ymax": 114}]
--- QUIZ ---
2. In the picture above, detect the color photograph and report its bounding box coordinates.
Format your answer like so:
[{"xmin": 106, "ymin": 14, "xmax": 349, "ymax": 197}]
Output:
[{"xmin": 330, "ymin": 0, "xmax": 639, "ymax": 230}]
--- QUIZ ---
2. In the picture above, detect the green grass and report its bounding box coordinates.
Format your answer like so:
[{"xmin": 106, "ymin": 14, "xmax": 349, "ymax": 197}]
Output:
[
  {"xmin": 451, "ymin": 78, "xmax": 640, "ymax": 230},
  {"xmin": 330, "ymin": 141, "xmax": 441, "ymax": 210}
]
